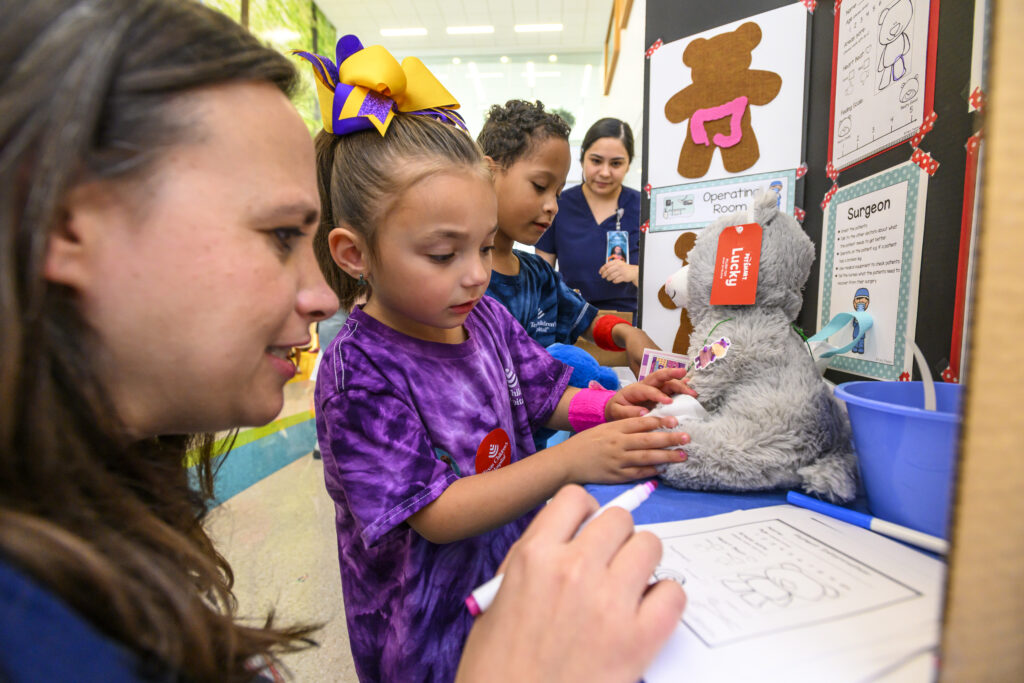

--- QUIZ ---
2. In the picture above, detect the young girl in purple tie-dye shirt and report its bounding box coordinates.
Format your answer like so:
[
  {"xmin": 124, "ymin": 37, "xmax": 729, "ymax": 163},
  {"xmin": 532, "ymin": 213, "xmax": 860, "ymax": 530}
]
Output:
[{"xmin": 299, "ymin": 37, "xmax": 693, "ymax": 683}]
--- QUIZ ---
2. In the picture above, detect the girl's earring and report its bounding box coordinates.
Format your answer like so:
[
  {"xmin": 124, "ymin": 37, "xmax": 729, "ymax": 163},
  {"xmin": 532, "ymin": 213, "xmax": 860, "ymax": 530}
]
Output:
[{"xmin": 357, "ymin": 273, "xmax": 367, "ymax": 287}]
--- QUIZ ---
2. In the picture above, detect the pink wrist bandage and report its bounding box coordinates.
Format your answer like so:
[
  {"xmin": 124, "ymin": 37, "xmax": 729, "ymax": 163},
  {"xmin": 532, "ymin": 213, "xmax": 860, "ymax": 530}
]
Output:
[{"xmin": 567, "ymin": 388, "xmax": 616, "ymax": 432}]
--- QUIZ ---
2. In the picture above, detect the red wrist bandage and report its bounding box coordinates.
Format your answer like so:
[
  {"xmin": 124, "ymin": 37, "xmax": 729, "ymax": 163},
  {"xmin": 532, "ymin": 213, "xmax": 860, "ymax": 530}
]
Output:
[
  {"xmin": 592, "ymin": 315, "xmax": 631, "ymax": 352},
  {"xmin": 567, "ymin": 388, "xmax": 616, "ymax": 432}
]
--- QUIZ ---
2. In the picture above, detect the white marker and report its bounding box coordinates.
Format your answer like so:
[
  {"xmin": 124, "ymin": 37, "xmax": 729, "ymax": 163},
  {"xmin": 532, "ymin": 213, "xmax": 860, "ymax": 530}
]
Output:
[
  {"xmin": 786, "ymin": 491, "xmax": 949, "ymax": 555},
  {"xmin": 465, "ymin": 481, "xmax": 658, "ymax": 617}
]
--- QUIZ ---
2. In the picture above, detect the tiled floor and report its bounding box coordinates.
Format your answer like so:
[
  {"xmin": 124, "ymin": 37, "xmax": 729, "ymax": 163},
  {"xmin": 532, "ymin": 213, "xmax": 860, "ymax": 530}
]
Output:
[{"xmin": 205, "ymin": 452, "xmax": 358, "ymax": 682}]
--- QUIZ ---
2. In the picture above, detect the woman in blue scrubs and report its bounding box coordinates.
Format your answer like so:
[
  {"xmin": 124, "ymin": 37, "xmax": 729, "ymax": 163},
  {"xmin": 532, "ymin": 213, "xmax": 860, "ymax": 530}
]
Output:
[{"xmin": 536, "ymin": 118, "xmax": 642, "ymax": 317}]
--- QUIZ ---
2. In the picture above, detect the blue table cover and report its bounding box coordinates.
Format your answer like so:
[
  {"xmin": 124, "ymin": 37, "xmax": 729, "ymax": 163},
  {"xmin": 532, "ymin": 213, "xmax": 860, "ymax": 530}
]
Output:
[{"xmin": 586, "ymin": 482, "xmax": 870, "ymax": 525}]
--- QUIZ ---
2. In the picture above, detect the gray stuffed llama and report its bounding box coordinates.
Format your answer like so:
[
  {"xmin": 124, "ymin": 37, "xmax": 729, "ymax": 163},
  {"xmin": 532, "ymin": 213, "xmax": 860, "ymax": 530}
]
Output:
[{"xmin": 656, "ymin": 192, "xmax": 857, "ymax": 503}]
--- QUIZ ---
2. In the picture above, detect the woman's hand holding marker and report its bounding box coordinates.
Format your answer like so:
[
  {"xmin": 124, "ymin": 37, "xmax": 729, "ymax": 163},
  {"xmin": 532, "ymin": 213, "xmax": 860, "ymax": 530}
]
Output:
[{"xmin": 457, "ymin": 485, "xmax": 687, "ymax": 683}]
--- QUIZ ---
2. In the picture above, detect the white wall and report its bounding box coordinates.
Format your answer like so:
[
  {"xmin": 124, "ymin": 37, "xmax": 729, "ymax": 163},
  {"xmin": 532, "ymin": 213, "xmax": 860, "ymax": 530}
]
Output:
[
  {"xmin": 598, "ymin": 0, "xmax": 647, "ymax": 190},
  {"xmin": 414, "ymin": 1, "xmax": 648, "ymax": 192},
  {"xmin": 417, "ymin": 52, "xmax": 604, "ymax": 254},
  {"xmin": 419, "ymin": 53, "xmax": 603, "ymax": 151}
]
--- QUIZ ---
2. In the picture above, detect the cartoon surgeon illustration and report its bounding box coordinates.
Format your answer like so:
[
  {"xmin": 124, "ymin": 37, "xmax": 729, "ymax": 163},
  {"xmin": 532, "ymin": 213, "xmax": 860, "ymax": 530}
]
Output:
[
  {"xmin": 768, "ymin": 180, "xmax": 783, "ymax": 208},
  {"xmin": 852, "ymin": 287, "xmax": 870, "ymax": 354}
]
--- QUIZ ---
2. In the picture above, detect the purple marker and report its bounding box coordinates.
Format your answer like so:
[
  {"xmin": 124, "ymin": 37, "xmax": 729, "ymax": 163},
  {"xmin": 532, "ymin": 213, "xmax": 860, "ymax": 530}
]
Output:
[{"xmin": 465, "ymin": 480, "xmax": 659, "ymax": 617}]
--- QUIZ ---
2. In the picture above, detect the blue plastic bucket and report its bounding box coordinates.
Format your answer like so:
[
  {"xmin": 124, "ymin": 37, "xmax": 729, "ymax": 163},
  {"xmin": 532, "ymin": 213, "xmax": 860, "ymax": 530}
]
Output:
[{"xmin": 834, "ymin": 381, "xmax": 963, "ymax": 539}]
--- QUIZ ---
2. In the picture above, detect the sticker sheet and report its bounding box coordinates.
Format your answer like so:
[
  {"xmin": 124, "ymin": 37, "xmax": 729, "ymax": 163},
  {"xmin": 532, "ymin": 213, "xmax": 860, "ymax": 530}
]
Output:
[{"xmin": 637, "ymin": 348, "xmax": 690, "ymax": 381}]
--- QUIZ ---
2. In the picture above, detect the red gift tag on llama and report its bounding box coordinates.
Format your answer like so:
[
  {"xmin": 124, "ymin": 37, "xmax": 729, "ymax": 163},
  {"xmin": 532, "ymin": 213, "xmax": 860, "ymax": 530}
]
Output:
[{"xmin": 710, "ymin": 223, "xmax": 762, "ymax": 305}]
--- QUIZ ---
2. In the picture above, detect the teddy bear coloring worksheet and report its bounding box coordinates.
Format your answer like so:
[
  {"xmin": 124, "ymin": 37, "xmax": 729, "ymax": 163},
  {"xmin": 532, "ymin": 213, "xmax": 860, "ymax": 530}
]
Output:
[
  {"xmin": 640, "ymin": 505, "xmax": 944, "ymax": 682},
  {"xmin": 830, "ymin": 0, "xmax": 936, "ymax": 170}
]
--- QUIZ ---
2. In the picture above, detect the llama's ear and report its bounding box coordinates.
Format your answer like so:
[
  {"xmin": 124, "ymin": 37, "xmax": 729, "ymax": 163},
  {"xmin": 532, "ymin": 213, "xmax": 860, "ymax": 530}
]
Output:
[{"xmin": 752, "ymin": 190, "xmax": 780, "ymax": 227}]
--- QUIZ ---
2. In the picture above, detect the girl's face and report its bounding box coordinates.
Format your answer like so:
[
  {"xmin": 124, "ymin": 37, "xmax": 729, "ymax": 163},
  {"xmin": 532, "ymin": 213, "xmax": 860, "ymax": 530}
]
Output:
[
  {"xmin": 362, "ymin": 170, "xmax": 498, "ymax": 344},
  {"xmin": 490, "ymin": 136, "xmax": 570, "ymax": 246},
  {"xmin": 50, "ymin": 83, "xmax": 337, "ymax": 436},
  {"xmin": 582, "ymin": 136, "xmax": 630, "ymax": 197}
]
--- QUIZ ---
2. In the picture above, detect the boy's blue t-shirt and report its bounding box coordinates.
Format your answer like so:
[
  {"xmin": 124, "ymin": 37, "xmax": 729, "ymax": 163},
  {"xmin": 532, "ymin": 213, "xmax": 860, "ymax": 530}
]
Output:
[{"xmin": 486, "ymin": 250, "xmax": 598, "ymax": 346}]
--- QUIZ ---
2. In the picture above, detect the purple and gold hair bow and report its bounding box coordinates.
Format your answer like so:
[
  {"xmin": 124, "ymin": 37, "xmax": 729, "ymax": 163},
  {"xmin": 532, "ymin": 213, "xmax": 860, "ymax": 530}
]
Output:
[{"xmin": 293, "ymin": 35, "xmax": 466, "ymax": 136}]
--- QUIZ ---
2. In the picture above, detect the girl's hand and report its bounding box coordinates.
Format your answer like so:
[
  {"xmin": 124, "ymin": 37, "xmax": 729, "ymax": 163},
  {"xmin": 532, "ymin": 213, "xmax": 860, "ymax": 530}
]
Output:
[
  {"xmin": 598, "ymin": 260, "xmax": 639, "ymax": 285},
  {"xmin": 457, "ymin": 485, "xmax": 687, "ymax": 683},
  {"xmin": 562, "ymin": 415, "xmax": 689, "ymax": 484},
  {"xmin": 605, "ymin": 367, "xmax": 697, "ymax": 421}
]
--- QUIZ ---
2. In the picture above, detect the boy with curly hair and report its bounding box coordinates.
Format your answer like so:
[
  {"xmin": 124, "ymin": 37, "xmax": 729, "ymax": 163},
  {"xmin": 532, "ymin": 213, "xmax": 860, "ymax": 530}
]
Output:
[{"xmin": 478, "ymin": 100, "xmax": 657, "ymax": 374}]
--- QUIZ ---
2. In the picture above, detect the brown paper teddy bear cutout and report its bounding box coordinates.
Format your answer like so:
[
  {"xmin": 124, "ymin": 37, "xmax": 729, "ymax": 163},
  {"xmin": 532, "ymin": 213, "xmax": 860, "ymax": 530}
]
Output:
[
  {"xmin": 657, "ymin": 232, "xmax": 698, "ymax": 354},
  {"xmin": 665, "ymin": 22, "xmax": 782, "ymax": 179}
]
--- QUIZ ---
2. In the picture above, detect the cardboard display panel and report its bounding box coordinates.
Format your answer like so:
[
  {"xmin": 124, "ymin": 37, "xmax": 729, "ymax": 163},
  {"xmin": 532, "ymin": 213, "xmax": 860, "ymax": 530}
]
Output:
[{"xmin": 940, "ymin": 1, "xmax": 1024, "ymax": 676}]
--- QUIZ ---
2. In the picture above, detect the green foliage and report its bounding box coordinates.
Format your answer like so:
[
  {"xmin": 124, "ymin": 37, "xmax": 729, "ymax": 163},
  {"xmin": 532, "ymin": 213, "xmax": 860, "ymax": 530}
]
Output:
[
  {"xmin": 314, "ymin": 3, "xmax": 337, "ymax": 55},
  {"xmin": 201, "ymin": 0, "xmax": 241, "ymax": 21},
  {"xmin": 201, "ymin": 0, "xmax": 337, "ymax": 137},
  {"xmin": 551, "ymin": 107, "xmax": 576, "ymax": 130}
]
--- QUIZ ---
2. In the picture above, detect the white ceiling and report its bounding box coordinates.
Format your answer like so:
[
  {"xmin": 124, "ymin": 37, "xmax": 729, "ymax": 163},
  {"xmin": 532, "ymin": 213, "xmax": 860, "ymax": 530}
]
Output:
[{"xmin": 316, "ymin": 0, "xmax": 615, "ymax": 57}]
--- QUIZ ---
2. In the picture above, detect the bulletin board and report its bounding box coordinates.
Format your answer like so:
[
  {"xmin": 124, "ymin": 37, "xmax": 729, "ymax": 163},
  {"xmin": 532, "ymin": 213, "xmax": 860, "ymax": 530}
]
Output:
[{"xmin": 639, "ymin": 0, "xmax": 978, "ymax": 386}]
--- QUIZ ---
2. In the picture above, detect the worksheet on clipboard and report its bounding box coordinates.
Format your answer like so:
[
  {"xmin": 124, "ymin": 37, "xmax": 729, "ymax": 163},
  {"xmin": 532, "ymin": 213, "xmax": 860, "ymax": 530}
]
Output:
[{"xmin": 641, "ymin": 505, "xmax": 945, "ymax": 682}]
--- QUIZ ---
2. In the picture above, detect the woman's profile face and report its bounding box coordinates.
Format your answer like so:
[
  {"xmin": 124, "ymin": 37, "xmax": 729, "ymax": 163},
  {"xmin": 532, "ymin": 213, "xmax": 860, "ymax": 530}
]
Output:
[
  {"xmin": 51, "ymin": 83, "xmax": 337, "ymax": 436},
  {"xmin": 582, "ymin": 136, "xmax": 630, "ymax": 198}
]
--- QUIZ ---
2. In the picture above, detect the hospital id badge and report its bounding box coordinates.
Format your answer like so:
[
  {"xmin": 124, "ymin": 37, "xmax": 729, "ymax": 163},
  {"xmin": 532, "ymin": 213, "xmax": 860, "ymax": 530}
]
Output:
[{"xmin": 606, "ymin": 230, "xmax": 629, "ymax": 264}]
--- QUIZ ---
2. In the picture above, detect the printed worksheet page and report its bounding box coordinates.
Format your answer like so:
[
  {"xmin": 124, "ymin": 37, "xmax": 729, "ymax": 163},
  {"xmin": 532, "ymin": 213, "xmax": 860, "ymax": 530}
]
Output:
[
  {"xmin": 831, "ymin": 0, "xmax": 933, "ymax": 169},
  {"xmin": 642, "ymin": 505, "xmax": 944, "ymax": 682}
]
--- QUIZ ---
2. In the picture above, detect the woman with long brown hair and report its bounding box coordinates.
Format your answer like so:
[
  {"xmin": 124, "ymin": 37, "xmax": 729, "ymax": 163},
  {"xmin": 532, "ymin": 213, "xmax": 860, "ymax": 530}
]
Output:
[
  {"xmin": 0, "ymin": 2, "xmax": 684, "ymax": 680},
  {"xmin": 0, "ymin": 1, "xmax": 335, "ymax": 679}
]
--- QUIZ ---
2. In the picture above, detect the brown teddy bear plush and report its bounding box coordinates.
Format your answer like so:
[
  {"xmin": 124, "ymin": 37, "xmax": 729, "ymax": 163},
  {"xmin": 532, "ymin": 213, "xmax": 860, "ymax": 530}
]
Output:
[
  {"xmin": 657, "ymin": 231, "xmax": 698, "ymax": 354},
  {"xmin": 665, "ymin": 22, "xmax": 782, "ymax": 179}
]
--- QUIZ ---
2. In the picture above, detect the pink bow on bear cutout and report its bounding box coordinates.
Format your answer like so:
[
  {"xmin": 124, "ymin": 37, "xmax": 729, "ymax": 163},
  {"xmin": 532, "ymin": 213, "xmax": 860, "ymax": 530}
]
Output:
[{"xmin": 689, "ymin": 96, "xmax": 749, "ymax": 148}]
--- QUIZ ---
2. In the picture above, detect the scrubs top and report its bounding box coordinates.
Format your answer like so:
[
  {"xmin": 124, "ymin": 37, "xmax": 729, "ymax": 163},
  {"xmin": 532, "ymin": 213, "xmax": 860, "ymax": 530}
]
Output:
[{"xmin": 535, "ymin": 184, "xmax": 641, "ymax": 314}]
